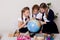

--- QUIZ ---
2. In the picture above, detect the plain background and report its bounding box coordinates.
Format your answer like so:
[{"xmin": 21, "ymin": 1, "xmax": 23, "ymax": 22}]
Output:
[{"xmin": 0, "ymin": 0, "xmax": 60, "ymax": 34}]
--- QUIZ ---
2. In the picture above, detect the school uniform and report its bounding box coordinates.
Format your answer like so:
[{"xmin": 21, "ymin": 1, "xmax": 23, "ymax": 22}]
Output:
[
  {"xmin": 42, "ymin": 9, "xmax": 59, "ymax": 34},
  {"xmin": 18, "ymin": 15, "xmax": 29, "ymax": 33}
]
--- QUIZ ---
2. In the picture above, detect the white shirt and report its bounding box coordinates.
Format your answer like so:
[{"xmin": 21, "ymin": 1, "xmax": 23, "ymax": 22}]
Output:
[
  {"xmin": 36, "ymin": 12, "xmax": 50, "ymax": 22},
  {"xmin": 18, "ymin": 15, "xmax": 27, "ymax": 27},
  {"xmin": 43, "ymin": 13, "xmax": 50, "ymax": 22}
]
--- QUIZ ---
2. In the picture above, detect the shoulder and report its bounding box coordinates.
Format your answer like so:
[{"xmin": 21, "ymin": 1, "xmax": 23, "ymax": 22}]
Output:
[
  {"xmin": 49, "ymin": 9, "xmax": 54, "ymax": 13},
  {"xmin": 48, "ymin": 9, "xmax": 54, "ymax": 15}
]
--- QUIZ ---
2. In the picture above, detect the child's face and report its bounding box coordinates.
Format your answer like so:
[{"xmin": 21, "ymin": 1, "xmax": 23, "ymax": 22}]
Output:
[
  {"xmin": 39, "ymin": 8, "xmax": 45, "ymax": 13},
  {"xmin": 33, "ymin": 9, "xmax": 38, "ymax": 14},
  {"xmin": 24, "ymin": 10, "xmax": 30, "ymax": 17}
]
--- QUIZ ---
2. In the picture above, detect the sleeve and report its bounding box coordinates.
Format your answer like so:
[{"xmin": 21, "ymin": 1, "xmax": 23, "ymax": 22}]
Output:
[
  {"xmin": 47, "ymin": 9, "xmax": 54, "ymax": 21},
  {"xmin": 43, "ymin": 13, "xmax": 50, "ymax": 22},
  {"xmin": 36, "ymin": 13, "xmax": 42, "ymax": 19}
]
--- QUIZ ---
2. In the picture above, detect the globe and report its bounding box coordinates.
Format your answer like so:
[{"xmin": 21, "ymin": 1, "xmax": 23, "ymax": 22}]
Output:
[{"xmin": 27, "ymin": 18, "xmax": 41, "ymax": 32}]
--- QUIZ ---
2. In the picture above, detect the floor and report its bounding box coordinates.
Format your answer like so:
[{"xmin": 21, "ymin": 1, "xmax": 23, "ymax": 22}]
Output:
[{"xmin": 1, "ymin": 33, "xmax": 60, "ymax": 40}]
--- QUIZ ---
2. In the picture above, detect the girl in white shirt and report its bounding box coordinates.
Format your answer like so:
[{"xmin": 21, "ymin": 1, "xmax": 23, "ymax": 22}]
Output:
[
  {"xmin": 32, "ymin": 4, "xmax": 39, "ymax": 19},
  {"xmin": 30, "ymin": 4, "xmax": 45, "ymax": 37},
  {"xmin": 30, "ymin": 4, "xmax": 41, "ymax": 37},
  {"xmin": 18, "ymin": 7, "xmax": 30, "ymax": 33}
]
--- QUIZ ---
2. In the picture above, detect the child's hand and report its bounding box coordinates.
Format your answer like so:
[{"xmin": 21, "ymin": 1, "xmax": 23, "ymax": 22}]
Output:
[
  {"xmin": 41, "ymin": 21, "xmax": 47, "ymax": 25},
  {"xmin": 43, "ymin": 22, "xmax": 47, "ymax": 24}
]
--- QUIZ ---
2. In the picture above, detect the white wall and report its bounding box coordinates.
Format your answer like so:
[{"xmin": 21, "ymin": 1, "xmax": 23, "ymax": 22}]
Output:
[{"xmin": 0, "ymin": 0, "xmax": 60, "ymax": 34}]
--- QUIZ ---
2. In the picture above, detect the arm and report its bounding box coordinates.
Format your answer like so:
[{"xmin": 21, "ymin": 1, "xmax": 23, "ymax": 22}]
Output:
[
  {"xmin": 40, "ymin": 21, "xmax": 46, "ymax": 25},
  {"xmin": 18, "ymin": 19, "xmax": 29, "ymax": 29},
  {"xmin": 18, "ymin": 21, "xmax": 25, "ymax": 29},
  {"xmin": 35, "ymin": 18, "xmax": 46, "ymax": 25}
]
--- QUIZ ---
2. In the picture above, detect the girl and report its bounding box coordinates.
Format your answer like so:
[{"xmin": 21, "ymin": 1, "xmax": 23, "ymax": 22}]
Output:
[
  {"xmin": 30, "ymin": 4, "xmax": 44, "ymax": 37},
  {"xmin": 29, "ymin": 4, "xmax": 40, "ymax": 37},
  {"xmin": 39, "ymin": 3, "xmax": 59, "ymax": 34},
  {"xmin": 32, "ymin": 4, "xmax": 39, "ymax": 19},
  {"xmin": 18, "ymin": 7, "xmax": 30, "ymax": 34}
]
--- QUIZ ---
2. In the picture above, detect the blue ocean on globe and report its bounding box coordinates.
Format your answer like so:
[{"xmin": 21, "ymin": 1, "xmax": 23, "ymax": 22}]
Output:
[{"xmin": 27, "ymin": 20, "xmax": 40, "ymax": 32}]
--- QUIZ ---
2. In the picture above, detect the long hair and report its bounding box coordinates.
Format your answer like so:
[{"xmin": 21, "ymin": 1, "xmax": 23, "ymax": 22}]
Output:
[
  {"xmin": 40, "ymin": 3, "xmax": 48, "ymax": 18},
  {"xmin": 21, "ymin": 7, "xmax": 30, "ymax": 20}
]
